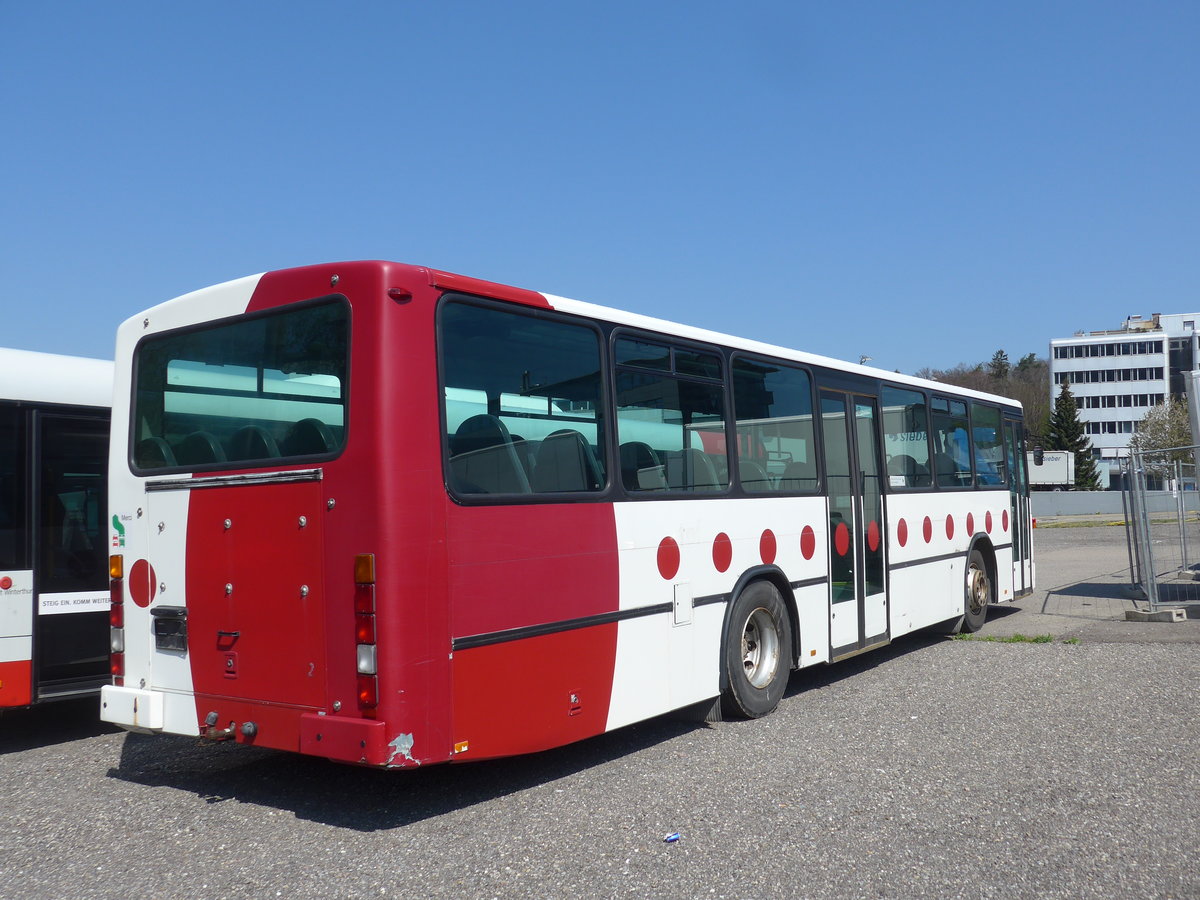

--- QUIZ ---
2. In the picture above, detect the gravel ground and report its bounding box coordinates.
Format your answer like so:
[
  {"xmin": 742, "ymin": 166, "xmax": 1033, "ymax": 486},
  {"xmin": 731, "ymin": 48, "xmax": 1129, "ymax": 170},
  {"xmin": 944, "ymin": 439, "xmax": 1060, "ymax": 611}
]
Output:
[{"xmin": 2, "ymin": 525, "xmax": 1198, "ymax": 899}]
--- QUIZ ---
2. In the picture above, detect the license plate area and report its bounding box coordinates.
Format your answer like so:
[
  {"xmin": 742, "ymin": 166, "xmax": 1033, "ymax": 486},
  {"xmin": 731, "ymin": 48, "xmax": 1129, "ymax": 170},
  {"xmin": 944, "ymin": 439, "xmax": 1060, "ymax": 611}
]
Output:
[{"xmin": 151, "ymin": 606, "xmax": 188, "ymax": 652}]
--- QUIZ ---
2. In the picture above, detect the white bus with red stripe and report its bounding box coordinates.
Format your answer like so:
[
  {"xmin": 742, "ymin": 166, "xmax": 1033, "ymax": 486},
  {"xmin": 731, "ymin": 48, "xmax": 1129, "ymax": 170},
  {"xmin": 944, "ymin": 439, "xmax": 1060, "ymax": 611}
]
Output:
[
  {"xmin": 1, "ymin": 348, "xmax": 112, "ymax": 709},
  {"xmin": 100, "ymin": 261, "xmax": 1033, "ymax": 766}
]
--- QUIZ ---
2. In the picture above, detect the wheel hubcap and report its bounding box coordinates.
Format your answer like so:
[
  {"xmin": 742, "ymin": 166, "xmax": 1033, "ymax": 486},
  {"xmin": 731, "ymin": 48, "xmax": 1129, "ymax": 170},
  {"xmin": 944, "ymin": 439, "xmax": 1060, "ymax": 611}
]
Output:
[
  {"xmin": 741, "ymin": 607, "xmax": 780, "ymax": 688},
  {"xmin": 967, "ymin": 563, "xmax": 989, "ymax": 616}
]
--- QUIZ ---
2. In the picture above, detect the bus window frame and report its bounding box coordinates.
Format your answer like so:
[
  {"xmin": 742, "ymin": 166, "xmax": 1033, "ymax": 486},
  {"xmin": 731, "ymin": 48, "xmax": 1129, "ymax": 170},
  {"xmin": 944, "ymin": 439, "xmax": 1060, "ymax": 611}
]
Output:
[
  {"xmin": 609, "ymin": 327, "xmax": 734, "ymax": 500},
  {"xmin": 970, "ymin": 401, "xmax": 1009, "ymax": 491},
  {"xmin": 879, "ymin": 383, "xmax": 933, "ymax": 493},
  {"xmin": 127, "ymin": 294, "xmax": 352, "ymax": 477},
  {"xmin": 729, "ymin": 352, "xmax": 821, "ymax": 497},
  {"xmin": 438, "ymin": 293, "xmax": 613, "ymax": 506}
]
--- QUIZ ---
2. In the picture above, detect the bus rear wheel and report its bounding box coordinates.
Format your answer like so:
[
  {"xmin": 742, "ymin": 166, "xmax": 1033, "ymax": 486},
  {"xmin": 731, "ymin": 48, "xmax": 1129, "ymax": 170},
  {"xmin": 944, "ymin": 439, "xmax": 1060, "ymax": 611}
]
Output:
[{"xmin": 720, "ymin": 581, "xmax": 792, "ymax": 719}]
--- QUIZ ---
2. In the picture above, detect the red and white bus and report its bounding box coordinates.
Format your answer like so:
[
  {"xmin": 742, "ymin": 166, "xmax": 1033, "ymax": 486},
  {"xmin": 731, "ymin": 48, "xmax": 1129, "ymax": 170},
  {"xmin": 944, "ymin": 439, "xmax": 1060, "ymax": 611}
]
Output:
[
  {"xmin": 1, "ymin": 348, "xmax": 112, "ymax": 709},
  {"xmin": 101, "ymin": 261, "xmax": 1033, "ymax": 766}
]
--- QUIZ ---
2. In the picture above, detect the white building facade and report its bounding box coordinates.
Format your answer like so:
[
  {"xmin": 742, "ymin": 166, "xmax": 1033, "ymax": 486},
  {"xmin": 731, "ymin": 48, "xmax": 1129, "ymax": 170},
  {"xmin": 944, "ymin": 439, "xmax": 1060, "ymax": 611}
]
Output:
[{"xmin": 1050, "ymin": 313, "xmax": 1200, "ymax": 484}]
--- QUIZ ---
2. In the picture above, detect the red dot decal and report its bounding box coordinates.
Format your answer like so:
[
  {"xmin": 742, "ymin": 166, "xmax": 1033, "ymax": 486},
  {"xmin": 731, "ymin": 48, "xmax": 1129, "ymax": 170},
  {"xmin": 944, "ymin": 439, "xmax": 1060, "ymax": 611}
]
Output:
[
  {"xmin": 800, "ymin": 525, "xmax": 816, "ymax": 560},
  {"xmin": 966, "ymin": 513, "xmax": 975, "ymax": 536},
  {"xmin": 0, "ymin": 576, "xmax": 11, "ymax": 591},
  {"xmin": 1002, "ymin": 509, "xmax": 1010, "ymax": 532},
  {"xmin": 657, "ymin": 537, "xmax": 680, "ymax": 580},
  {"xmin": 834, "ymin": 522, "xmax": 850, "ymax": 557},
  {"xmin": 923, "ymin": 516, "xmax": 933, "ymax": 543},
  {"xmin": 712, "ymin": 533, "xmax": 732, "ymax": 573},
  {"xmin": 945, "ymin": 514, "xmax": 955, "ymax": 540},
  {"xmin": 759, "ymin": 529, "xmax": 777, "ymax": 564},
  {"xmin": 128, "ymin": 559, "xmax": 157, "ymax": 608},
  {"xmin": 897, "ymin": 519, "xmax": 908, "ymax": 547},
  {"xmin": 866, "ymin": 520, "xmax": 880, "ymax": 553},
  {"xmin": 986, "ymin": 511, "xmax": 993, "ymax": 534}
]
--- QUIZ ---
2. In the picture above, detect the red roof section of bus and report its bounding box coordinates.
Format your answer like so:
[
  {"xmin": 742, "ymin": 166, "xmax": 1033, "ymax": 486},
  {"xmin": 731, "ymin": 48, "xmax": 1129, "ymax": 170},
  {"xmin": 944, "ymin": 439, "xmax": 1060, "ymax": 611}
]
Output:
[
  {"xmin": 245, "ymin": 262, "xmax": 551, "ymax": 313},
  {"xmin": 426, "ymin": 268, "xmax": 550, "ymax": 308}
]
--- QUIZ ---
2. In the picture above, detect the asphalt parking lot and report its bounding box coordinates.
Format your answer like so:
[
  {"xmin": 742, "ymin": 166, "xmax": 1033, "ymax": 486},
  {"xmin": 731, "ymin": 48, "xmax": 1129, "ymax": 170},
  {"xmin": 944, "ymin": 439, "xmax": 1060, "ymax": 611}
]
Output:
[{"xmin": 2, "ymin": 523, "xmax": 1198, "ymax": 899}]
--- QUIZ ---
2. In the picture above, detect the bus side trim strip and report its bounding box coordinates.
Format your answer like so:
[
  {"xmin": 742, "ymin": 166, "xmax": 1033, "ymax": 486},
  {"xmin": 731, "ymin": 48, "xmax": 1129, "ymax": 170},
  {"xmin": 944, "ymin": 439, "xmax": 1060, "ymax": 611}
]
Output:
[{"xmin": 452, "ymin": 574, "xmax": 831, "ymax": 652}]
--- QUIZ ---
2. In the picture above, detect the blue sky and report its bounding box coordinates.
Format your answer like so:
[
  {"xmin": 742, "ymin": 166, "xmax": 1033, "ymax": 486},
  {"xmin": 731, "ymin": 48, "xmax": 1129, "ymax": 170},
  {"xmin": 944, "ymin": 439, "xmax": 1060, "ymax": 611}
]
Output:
[{"xmin": 3, "ymin": 2, "xmax": 1197, "ymax": 375}]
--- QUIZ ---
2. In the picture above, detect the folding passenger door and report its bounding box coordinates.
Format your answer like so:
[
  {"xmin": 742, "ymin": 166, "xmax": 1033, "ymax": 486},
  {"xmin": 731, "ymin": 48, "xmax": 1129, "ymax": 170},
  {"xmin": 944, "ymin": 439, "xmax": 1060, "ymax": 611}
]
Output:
[
  {"xmin": 821, "ymin": 391, "xmax": 888, "ymax": 657},
  {"xmin": 1004, "ymin": 417, "xmax": 1033, "ymax": 595}
]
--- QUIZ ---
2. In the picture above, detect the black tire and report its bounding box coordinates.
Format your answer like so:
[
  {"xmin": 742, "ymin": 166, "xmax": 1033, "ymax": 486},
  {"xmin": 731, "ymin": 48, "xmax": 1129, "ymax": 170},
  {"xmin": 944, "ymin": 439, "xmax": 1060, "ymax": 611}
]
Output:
[
  {"xmin": 962, "ymin": 547, "xmax": 992, "ymax": 633},
  {"xmin": 720, "ymin": 581, "xmax": 793, "ymax": 719}
]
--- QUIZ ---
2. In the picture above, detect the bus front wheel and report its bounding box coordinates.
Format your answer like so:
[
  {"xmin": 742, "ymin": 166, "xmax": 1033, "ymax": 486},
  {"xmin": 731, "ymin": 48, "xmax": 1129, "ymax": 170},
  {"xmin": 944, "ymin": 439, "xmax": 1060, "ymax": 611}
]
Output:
[
  {"xmin": 720, "ymin": 581, "xmax": 792, "ymax": 719},
  {"xmin": 962, "ymin": 548, "xmax": 991, "ymax": 633},
  {"xmin": 934, "ymin": 547, "xmax": 992, "ymax": 635}
]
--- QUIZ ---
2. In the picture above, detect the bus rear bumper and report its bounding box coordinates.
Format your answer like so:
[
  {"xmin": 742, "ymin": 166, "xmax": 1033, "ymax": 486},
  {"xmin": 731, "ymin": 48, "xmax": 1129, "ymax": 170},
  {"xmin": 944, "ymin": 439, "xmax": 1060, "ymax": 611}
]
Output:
[{"xmin": 100, "ymin": 684, "xmax": 165, "ymax": 732}]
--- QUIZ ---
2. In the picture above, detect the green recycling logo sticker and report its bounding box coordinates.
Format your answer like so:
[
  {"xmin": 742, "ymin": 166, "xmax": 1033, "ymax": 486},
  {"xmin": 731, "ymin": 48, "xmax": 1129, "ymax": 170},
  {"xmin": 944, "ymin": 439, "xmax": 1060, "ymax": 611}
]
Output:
[{"xmin": 112, "ymin": 514, "xmax": 126, "ymax": 548}]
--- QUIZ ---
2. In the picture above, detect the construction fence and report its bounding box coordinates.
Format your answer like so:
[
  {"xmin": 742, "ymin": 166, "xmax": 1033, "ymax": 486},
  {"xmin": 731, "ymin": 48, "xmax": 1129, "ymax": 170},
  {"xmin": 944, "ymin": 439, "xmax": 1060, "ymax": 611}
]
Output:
[{"xmin": 1122, "ymin": 445, "xmax": 1200, "ymax": 609}]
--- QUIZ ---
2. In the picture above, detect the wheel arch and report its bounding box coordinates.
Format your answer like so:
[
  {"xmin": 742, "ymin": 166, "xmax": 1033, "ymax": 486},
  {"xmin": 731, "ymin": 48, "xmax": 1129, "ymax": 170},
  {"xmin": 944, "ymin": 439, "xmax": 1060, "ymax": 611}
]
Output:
[{"xmin": 716, "ymin": 565, "xmax": 799, "ymax": 693}]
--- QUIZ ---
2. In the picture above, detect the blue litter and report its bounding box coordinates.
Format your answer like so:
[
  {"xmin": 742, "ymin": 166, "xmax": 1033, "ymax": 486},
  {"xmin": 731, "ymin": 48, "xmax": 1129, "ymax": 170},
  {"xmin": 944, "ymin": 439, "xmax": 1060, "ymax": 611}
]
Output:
[{"xmin": 663, "ymin": 832, "xmax": 681, "ymax": 843}]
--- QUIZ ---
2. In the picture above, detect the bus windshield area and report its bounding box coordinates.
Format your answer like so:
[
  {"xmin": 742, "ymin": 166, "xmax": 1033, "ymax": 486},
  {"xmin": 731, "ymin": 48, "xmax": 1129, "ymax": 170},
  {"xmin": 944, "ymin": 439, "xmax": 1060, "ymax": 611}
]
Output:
[{"xmin": 131, "ymin": 299, "xmax": 348, "ymax": 472}]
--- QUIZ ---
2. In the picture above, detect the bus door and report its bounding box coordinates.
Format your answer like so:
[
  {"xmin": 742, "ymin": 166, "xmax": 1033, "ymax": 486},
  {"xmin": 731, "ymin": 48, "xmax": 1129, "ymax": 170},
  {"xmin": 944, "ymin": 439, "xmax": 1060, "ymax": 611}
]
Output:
[
  {"xmin": 821, "ymin": 391, "xmax": 888, "ymax": 657},
  {"xmin": 32, "ymin": 412, "xmax": 110, "ymax": 698},
  {"xmin": 1003, "ymin": 418, "xmax": 1033, "ymax": 595}
]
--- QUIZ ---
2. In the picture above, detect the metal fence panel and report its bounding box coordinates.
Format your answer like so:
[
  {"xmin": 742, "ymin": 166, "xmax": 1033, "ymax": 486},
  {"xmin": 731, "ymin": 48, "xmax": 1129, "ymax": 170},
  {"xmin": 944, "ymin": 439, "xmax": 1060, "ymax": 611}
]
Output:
[{"xmin": 1124, "ymin": 447, "xmax": 1200, "ymax": 609}]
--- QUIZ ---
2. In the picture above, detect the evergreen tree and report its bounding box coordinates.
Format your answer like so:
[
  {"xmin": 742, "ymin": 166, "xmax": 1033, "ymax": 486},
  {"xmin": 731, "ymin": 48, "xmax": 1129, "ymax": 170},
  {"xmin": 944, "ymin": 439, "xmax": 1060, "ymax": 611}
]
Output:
[
  {"xmin": 987, "ymin": 349, "xmax": 1011, "ymax": 381},
  {"xmin": 1014, "ymin": 352, "xmax": 1039, "ymax": 376},
  {"xmin": 1044, "ymin": 381, "xmax": 1102, "ymax": 489}
]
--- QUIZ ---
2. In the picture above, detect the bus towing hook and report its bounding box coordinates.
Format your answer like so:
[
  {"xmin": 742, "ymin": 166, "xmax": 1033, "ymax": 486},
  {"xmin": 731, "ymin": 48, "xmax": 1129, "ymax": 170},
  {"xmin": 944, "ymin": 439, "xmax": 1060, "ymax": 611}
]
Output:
[{"xmin": 202, "ymin": 711, "xmax": 236, "ymax": 741}]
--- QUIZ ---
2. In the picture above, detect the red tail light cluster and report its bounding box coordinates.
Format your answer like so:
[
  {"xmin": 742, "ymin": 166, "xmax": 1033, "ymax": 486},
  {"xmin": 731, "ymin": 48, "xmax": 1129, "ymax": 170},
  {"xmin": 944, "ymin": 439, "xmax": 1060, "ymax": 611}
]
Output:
[
  {"xmin": 354, "ymin": 554, "xmax": 378, "ymax": 716},
  {"xmin": 109, "ymin": 555, "xmax": 125, "ymax": 685}
]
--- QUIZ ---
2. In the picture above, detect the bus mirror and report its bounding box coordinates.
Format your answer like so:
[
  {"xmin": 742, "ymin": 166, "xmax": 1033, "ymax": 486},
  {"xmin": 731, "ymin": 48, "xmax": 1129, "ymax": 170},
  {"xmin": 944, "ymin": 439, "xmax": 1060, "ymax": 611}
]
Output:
[{"xmin": 1033, "ymin": 448, "xmax": 1044, "ymax": 466}]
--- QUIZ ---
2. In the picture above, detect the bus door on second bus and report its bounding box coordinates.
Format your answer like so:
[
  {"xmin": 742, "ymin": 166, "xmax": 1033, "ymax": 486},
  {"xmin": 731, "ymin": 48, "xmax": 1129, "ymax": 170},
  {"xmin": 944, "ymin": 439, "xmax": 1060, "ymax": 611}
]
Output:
[
  {"xmin": 820, "ymin": 390, "xmax": 887, "ymax": 657},
  {"xmin": 1, "ymin": 354, "xmax": 111, "ymax": 709}
]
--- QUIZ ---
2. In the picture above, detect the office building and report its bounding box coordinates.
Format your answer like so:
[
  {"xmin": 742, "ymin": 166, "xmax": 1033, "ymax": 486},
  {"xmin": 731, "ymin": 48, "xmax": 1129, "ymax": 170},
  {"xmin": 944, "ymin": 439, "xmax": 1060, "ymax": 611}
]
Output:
[{"xmin": 1050, "ymin": 313, "xmax": 1200, "ymax": 484}]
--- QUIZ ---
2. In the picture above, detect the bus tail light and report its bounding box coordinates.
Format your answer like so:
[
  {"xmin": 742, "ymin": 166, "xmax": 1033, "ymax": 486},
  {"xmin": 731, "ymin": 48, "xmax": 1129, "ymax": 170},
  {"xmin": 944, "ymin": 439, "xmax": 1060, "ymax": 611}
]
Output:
[
  {"xmin": 355, "ymin": 613, "xmax": 376, "ymax": 645},
  {"xmin": 109, "ymin": 555, "xmax": 125, "ymax": 687},
  {"xmin": 356, "ymin": 673, "xmax": 378, "ymax": 710},
  {"xmin": 354, "ymin": 554, "xmax": 378, "ymax": 715}
]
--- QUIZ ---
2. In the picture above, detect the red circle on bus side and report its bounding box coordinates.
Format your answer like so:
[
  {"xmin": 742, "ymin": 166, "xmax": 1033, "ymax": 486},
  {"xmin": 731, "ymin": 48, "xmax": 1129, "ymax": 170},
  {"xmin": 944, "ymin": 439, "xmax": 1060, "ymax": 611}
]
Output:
[
  {"xmin": 128, "ymin": 559, "xmax": 157, "ymax": 608},
  {"xmin": 986, "ymin": 511, "xmax": 993, "ymax": 534},
  {"xmin": 866, "ymin": 520, "xmax": 880, "ymax": 552},
  {"xmin": 759, "ymin": 529, "xmax": 777, "ymax": 565},
  {"xmin": 923, "ymin": 516, "xmax": 933, "ymax": 543},
  {"xmin": 834, "ymin": 522, "xmax": 850, "ymax": 557},
  {"xmin": 0, "ymin": 576, "xmax": 11, "ymax": 591},
  {"xmin": 966, "ymin": 513, "xmax": 975, "ymax": 536},
  {"xmin": 1003, "ymin": 509, "xmax": 1010, "ymax": 532},
  {"xmin": 945, "ymin": 514, "xmax": 955, "ymax": 540},
  {"xmin": 657, "ymin": 537, "xmax": 680, "ymax": 580},
  {"xmin": 800, "ymin": 525, "xmax": 816, "ymax": 560},
  {"xmin": 712, "ymin": 533, "xmax": 732, "ymax": 573},
  {"xmin": 897, "ymin": 518, "xmax": 908, "ymax": 547}
]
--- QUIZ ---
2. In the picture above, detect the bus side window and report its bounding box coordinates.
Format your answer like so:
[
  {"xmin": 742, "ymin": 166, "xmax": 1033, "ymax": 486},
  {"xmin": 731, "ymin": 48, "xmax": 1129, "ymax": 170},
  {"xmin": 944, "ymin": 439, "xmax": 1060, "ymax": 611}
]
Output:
[
  {"xmin": 614, "ymin": 340, "xmax": 730, "ymax": 495},
  {"xmin": 440, "ymin": 299, "xmax": 608, "ymax": 499},
  {"xmin": 971, "ymin": 403, "xmax": 1005, "ymax": 487},
  {"xmin": 732, "ymin": 356, "xmax": 816, "ymax": 494},
  {"xmin": 881, "ymin": 386, "xmax": 931, "ymax": 489},
  {"xmin": 931, "ymin": 397, "xmax": 971, "ymax": 487}
]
